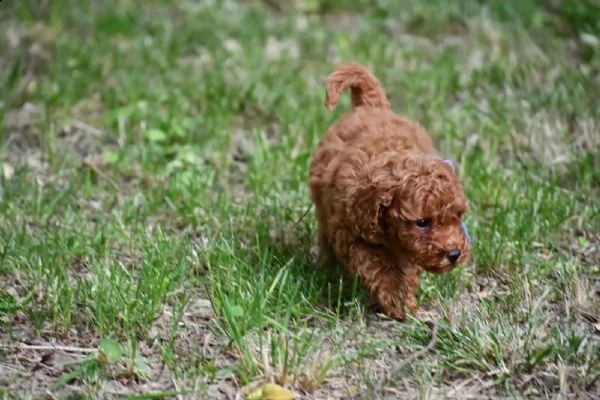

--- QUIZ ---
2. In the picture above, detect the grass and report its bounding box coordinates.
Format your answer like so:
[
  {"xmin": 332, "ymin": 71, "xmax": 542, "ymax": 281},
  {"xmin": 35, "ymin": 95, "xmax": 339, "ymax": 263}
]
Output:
[{"xmin": 1, "ymin": 0, "xmax": 599, "ymax": 398}]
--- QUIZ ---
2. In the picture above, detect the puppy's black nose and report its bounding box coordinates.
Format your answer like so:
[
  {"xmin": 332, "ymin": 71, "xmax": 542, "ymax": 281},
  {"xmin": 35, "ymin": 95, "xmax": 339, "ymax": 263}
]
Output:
[{"xmin": 447, "ymin": 249, "xmax": 461, "ymax": 263}]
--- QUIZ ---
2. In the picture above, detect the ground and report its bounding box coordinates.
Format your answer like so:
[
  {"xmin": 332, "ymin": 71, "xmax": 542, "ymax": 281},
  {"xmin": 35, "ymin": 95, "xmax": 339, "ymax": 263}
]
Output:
[{"xmin": 1, "ymin": 0, "xmax": 599, "ymax": 399}]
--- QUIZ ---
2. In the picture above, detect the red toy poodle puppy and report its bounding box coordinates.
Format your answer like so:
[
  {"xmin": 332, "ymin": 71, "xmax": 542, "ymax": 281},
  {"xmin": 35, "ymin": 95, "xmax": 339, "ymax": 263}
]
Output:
[{"xmin": 308, "ymin": 63, "xmax": 471, "ymax": 321}]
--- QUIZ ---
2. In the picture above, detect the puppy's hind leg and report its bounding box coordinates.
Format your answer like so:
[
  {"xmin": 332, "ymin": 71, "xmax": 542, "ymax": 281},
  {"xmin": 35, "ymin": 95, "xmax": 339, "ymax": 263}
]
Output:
[{"xmin": 317, "ymin": 228, "xmax": 337, "ymax": 269}]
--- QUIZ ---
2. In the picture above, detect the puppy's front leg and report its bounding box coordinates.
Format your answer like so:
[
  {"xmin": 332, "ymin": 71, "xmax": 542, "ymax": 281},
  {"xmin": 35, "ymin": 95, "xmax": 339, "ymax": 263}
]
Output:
[
  {"xmin": 395, "ymin": 262, "xmax": 421, "ymax": 317},
  {"xmin": 345, "ymin": 242, "xmax": 420, "ymax": 322}
]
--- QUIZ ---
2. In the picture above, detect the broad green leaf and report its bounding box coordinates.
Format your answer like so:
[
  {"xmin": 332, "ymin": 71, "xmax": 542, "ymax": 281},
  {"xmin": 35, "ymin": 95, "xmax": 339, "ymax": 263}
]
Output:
[
  {"xmin": 134, "ymin": 355, "xmax": 152, "ymax": 379},
  {"xmin": 99, "ymin": 338, "xmax": 124, "ymax": 364}
]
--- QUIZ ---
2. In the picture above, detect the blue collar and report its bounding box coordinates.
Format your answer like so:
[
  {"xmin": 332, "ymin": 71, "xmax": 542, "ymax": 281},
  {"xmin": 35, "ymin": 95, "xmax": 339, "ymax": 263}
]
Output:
[{"xmin": 443, "ymin": 159, "xmax": 472, "ymax": 246}]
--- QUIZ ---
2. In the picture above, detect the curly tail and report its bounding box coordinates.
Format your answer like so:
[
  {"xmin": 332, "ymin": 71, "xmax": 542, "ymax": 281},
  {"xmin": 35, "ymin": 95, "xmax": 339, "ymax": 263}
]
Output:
[{"xmin": 325, "ymin": 63, "xmax": 391, "ymax": 112}]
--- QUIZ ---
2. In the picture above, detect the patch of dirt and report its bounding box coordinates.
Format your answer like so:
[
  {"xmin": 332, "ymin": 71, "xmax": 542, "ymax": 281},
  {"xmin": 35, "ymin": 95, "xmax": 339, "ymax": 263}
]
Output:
[
  {"xmin": 0, "ymin": 292, "xmax": 234, "ymax": 399},
  {"xmin": 2, "ymin": 103, "xmax": 48, "ymax": 176},
  {"xmin": 229, "ymin": 310, "xmax": 514, "ymax": 400},
  {"xmin": 4, "ymin": 264, "xmax": 599, "ymax": 399},
  {"xmin": 1, "ymin": 21, "xmax": 57, "ymax": 97},
  {"xmin": 512, "ymin": 113, "xmax": 600, "ymax": 169},
  {"xmin": 1, "ymin": 101, "xmax": 121, "ymax": 193},
  {"xmin": 558, "ymin": 229, "xmax": 600, "ymax": 266},
  {"xmin": 0, "ymin": 340, "xmax": 176, "ymax": 399}
]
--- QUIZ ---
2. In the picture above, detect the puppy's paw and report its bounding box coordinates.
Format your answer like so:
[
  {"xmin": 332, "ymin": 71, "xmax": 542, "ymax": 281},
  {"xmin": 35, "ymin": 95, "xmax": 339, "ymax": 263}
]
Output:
[{"xmin": 367, "ymin": 301, "xmax": 408, "ymax": 322}]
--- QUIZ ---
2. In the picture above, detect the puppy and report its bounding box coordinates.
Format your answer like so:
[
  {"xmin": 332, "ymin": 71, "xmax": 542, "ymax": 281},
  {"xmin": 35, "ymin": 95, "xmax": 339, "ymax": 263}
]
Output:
[{"xmin": 308, "ymin": 63, "xmax": 471, "ymax": 321}]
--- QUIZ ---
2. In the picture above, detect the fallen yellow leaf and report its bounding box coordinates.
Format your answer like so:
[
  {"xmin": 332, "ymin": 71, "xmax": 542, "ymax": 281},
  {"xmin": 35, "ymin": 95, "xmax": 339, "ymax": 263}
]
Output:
[
  {"xmin": 247, "ymin": 383, "xmax": 295, "ymax": 400},
  {"xmin": 247, "ymin": 387, "xmax": 263, "ymax": 400}
]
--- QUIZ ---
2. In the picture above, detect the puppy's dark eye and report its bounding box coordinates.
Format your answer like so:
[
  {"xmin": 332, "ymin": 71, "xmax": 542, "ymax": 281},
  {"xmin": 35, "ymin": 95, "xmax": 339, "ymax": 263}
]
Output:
[{"xmin": 416, "ymin": 219, "xmax": 431, "ymax": 228}]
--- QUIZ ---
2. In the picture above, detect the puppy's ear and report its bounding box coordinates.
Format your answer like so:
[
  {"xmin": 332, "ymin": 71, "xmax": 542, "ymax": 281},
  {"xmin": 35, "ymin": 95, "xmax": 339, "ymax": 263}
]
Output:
[{"xmin": 352, "ymin": 187, "xmax": 393, "ymax": 244}]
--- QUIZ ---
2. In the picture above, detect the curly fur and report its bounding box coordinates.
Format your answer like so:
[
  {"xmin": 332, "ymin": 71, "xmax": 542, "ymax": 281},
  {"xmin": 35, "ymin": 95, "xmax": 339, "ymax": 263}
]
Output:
[{"xmin": 309, "ymin": 63, "xmax": 470, "ymax": 321}]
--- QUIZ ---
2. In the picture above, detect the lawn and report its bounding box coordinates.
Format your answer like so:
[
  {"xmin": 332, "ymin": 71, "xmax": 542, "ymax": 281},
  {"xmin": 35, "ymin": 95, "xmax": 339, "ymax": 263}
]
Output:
[{"xmin": 1, "ymin": 0, "xmax": 599, "ymax": 399}]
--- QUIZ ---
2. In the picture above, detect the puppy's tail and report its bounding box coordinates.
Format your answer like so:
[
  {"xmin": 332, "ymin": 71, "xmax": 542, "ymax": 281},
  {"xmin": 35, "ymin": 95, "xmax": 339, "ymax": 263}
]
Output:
[{"xmin": 325, "ymin": 63, "xmax": 391, "ymax": 112}]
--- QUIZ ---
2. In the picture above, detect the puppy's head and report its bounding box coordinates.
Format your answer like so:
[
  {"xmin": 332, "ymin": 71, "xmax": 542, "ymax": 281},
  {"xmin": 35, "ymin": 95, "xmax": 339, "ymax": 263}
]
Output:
[{"xmin": 380, "ymin": 156, "xmax": 470, "ymax": 273}]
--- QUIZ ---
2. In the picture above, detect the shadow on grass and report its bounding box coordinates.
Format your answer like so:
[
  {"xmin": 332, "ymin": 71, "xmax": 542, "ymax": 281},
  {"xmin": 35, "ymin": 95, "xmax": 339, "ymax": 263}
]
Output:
[{"xmin": 259, "ymin": 210, "xmax": 375, "ymax": 320}]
